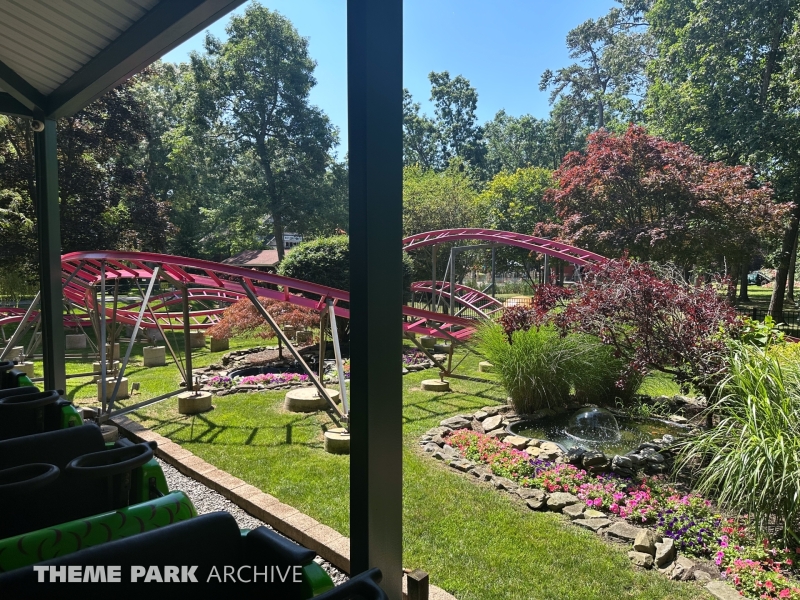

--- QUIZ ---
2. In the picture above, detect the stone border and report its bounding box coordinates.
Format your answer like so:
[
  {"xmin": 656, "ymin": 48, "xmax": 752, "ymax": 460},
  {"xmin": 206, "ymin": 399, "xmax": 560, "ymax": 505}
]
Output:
[
  {"xmin": 111, "ymin": 415, "xmax": 457, "ymax": 600},
  {"xmin": 421, "ymin": 407, "xmax": 740, "ymax": 600}
]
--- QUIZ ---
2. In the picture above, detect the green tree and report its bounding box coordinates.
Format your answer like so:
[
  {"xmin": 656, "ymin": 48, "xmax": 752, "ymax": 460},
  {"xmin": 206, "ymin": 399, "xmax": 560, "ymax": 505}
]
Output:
[
  {"xmin": 484, "ymin": 111, "xmax": 554, "ymax": 173},
  {"xmin": 541, "ymin": 1, "xmax": 653, "ymax": 131},
  {"xmin": 403, "ymin": 89, "xmax": 438, "ymax": 170},
  {"xmin": 646, "ymin": 0, "xmax": 800, "ymax": 317},
  {"xmin": 193, "ymin": 4, "xmax": 337, "ymax": 261},
  {"xmin": 428, "ymin": 71, "xmax": 486, "ymax": 172},
  {"xmin": 479, "ymin": 167, "xmax": 555, "ymax": 283},
  {"xmin": 403, "ymin": 162, "xmax": 485, "ymax": 282}
]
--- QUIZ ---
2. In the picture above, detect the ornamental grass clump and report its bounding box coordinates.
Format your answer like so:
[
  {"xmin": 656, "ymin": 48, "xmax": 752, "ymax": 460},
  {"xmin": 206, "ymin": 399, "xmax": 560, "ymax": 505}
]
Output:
[
  {"xmin": 675, "ymin": 342, "xmax": 800, "ymax": 545},
  {"xmin": 477, "ymin": 322, "xmax": 619, "ymax": 413}
]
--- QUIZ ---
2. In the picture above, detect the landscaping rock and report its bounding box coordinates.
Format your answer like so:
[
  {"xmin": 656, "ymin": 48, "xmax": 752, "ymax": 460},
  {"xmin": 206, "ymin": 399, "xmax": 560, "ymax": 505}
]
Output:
[
  {"xmin": 562, "ymin": 504, "xmax": 585, "ymax": 519},
  {"xmin": 654, "ymin": 539, "xmax": 675, "ymax": 567},
  {"xmin": 440, "ymin": 444, "xmax": 459, "ymax": 458},
  {"xmin": 669, "ymin": 556, "xmax": 696, "ymax": 581},
  {"xmin": 628, "ymin": 551, "xmax": 654, "ymax": 569},
  {"xmin": 450, "ymin": 459, "xmax": 474, "ymax": 472},
  {"xmin": 482, "ymin": 415, "xmax": 504, "ymax": 432},
  {"xmin": 668, "ymin": 414, "xmax": 688, "ymax": 424},
  {"xmin": 574, "ymin": 518, "xmax": 611, "ymax": 532},
  {"xmin": 566, "ymin": 446, "xmax": 587, "ymax": 465},
  {"xmin": 705, "ymin": 582, "xmax": 741, "ymax": 600},
  {"xmin": 694, "ymin": 571, "xmax": 713, "ymax": 584},
  {"xmin": 516, "ymin": 488, "xmax": 546, "ymax": 502},
  {"xmin": 606, "ymin": 522, "xmax": 645, "ymax": 542},
  {"xmin": 546, "ymin": 492, "xmax": 580, "ymax": 511},
  {"xmin": 582, "ymin": 451, "xmax": 607, "ymax": 468},
  {"xmin": 472, "ymin": 410, "xmax": 488, "ymax": 421},
  {"xmin": 470, "ymin": 419, "xmax": 485, "ymax": 434},
  {"xmin": 583, "ymin": 509, "xmax": 606, "ymax": 519},
  {"xmin": 525, "ymin": 447, "xmax": 542, "ymax": 459},
  {"xmin": 625, "ymin": 452, "xmax": 645, "ymax": 467},
  {"xmin": 422, "ymin": 443, "xmax": 440, "ymax": 453},
  {"xmin": 526, "ymin": 498, "xmax": 546, "ymax": 511},
  {"xmin": 633, "ymin": 529, "xmax": 659, "ymax": 555},
  {"xmin": 504, "ymin": 435, "xmax": 529, "ymax": 450},
  {"xmin": 486, "ymin": 430, "xmax": 509, "ymax": 441},
  {"xmin": 440, "ymin": 416, "xmax": 471, "ymax": 430},
  {"xmin": 480, "ymin": 406, "xmax": 500, "ymax": 417},
  {"xmin": 645, "ymin": 452, "xmax": 665, "ymax": 463}
]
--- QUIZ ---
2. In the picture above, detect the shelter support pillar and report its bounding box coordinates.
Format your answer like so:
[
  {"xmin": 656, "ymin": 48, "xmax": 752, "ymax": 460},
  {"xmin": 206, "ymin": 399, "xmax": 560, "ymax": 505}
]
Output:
[
  {"xmin": 348, "ymin": 1, "xmax": 403, "ymax": 598},
  {"xmin": 34, "ymin": 119, "xmax": 66, "ymax": 391}
]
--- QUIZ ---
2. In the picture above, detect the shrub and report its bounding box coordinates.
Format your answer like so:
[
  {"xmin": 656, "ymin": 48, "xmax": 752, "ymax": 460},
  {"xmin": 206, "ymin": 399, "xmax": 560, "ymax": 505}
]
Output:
[
  {"xmin": 675, "ymin": 342, "xmax": 800, "ymax": 545},
  {"xmin": 207, "ymin": 297, "xmax": 318, "ymax": 340},
  {"xmin": 533, "ymin": 259, "xmax": 742, "ymax": 393},
  {"xmin": 277, "ymin": 235, "xmax": 414, "ymax": 300},
  {"xmin": 477, "ymin": 322, "xmax": 622, "ymax": 412}
]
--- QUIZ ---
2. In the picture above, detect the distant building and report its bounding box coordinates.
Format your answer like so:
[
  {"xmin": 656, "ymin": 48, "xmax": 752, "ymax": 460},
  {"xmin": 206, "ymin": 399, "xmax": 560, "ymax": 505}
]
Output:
[
  {"xmin": 221, "ymin": 248, "xmax": 292, "ymax": 271},
  {"xmin": 266, "ymin": 233, "xmax": 303, "ymax": 250}
]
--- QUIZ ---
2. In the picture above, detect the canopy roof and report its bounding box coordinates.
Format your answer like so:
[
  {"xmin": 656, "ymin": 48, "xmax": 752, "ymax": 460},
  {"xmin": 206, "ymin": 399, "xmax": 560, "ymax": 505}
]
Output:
[{"xmin": 0, "ymin": 0, "xmax": 246, "ymax": 119}]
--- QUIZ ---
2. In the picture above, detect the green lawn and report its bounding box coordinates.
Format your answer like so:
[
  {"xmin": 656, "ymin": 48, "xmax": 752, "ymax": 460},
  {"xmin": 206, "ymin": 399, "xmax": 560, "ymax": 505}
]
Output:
[{"xmin": 49, "ymin": 339, "xmax": 707, "ymax": 600}]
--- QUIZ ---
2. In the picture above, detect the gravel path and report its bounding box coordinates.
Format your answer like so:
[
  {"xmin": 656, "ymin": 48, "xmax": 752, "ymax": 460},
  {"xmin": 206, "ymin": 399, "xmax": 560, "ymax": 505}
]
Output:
[{"xmin": 158, "ymin": 458, "xmax": 348, "ymax": 585}]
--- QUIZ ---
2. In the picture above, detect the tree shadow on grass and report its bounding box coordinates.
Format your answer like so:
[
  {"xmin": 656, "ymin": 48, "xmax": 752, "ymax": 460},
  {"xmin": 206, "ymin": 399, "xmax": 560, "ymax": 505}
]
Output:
[{"xmin": 131, "ymin": 409, "xmax": 330, "ymax": 450}]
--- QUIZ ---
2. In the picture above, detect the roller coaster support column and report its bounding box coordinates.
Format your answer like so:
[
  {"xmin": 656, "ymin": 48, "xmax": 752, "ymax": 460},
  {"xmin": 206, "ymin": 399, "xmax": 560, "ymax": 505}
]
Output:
[
  {"xmin": 99, "ymin": 262, "xmax": 107, "ymax": 413},
  {"xmin": 430, "ymin": 246, "xmax": 436, "ymax": 312},
  {"xmin": 182, "ymin": 285, "xmax": 193, "ymax": 389},
  {"xmin": 492, "ymin": 246, "xmax": 496, "ymax": 298},
  {"xmin": 34, "ymin": 119, "xmax": 66, "ymax": 391},
  {"xmin": 109, "ymin": 267, "xmax": 159, "ymax": 412},
  {"xmin": 0, "ymin": 293, "xmax": 39, "ymax": 360},
  {"xmin": 327, "ymin": 299, "xmax": 349, "ymax": 418},
  {"xmin": 348, "ymin": 0, "xmax": 403, "ymax": 595}
]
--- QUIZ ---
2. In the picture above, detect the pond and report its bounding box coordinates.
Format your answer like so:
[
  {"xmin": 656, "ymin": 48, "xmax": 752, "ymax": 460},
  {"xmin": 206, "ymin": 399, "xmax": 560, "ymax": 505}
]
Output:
[{"xmin": 508, "ymin": 407, "xmax": 686, "ymax": 457}]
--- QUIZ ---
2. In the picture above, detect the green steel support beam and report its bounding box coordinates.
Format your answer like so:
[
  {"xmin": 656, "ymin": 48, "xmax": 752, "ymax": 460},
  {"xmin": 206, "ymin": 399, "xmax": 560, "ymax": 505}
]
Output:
[
  {"xmin": 0, "ymin": 59, "xmax": 47, "ymax": 113},
  {"xmin": 0, "ymin": 93, "xmax": 34, "ymax": 119},
  {"xmin": 348, "ymin": 1, "xmax": 403, "ymax": 598},
  {"xmin": 34, "ymin": 119, "xmax": 66, "ymax": 391},
  {"xmin": 47, "ymin": 0, "xmax": 247, "ymax": 119}
]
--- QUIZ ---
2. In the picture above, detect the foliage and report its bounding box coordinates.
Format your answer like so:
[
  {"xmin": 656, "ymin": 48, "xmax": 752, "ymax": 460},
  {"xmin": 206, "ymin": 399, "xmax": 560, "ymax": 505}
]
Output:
[
  {"xmin": 477, "ymin": 322, "xmax": 622, "ymax": 412},
  {"xmin": 645, "ymin": 0, "xmax": 800, "ymax": 318},
  {"xmin": 543, "ymin": 125, "xmax": 788, "ymax": 270},
  {"xmin": 484, "ymin": 110, "xmax": 563, "ymax": 172},
  {"xmin": 540, "ymin": 1, "xmax": 653, "ymax": 131},
  {"xmin": 547, "ymin": 259, "xmax": 743, "ymax": 391},
  {"xmin": 277, "ymin": 236, "xmax": 351, "ymax": 293},
  {"xmin": 402, "ymin": 163, "xmax": 485, "ymax": 282},
  {"xmin": 193, "ymin": 4, "xmax": 337, "ymax": 261},
  {"xmin": 0, "ymin": 80, "xmax": 171, "ymax": 272},
  {"xmin": 207, "ymin": 297, "xmax": 318, "ymax": 341},
  {"xmin": 402, "ymin": 72, "xmax": 485, "ymax": 175},
  {"xmin": 675, "ymin": 343, "xmax": 800, "ymax": 546},
  {"xmin": 479, "ymin": 167, "xmax": 556, "ymax": 282}
]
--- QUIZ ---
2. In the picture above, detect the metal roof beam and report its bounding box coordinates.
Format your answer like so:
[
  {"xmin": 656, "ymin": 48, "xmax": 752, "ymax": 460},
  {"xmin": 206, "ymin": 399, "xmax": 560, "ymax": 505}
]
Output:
[
  {"xmin": 0, "ymin": 60, "xmax": 46, "ymax": 114},
  {"xmin": 0, "ymin": 92, "xmax": 34, "ymax": 118},
  {"xmin": 46, "ymin": 0, "xmax": 247, "ymax": 119}
]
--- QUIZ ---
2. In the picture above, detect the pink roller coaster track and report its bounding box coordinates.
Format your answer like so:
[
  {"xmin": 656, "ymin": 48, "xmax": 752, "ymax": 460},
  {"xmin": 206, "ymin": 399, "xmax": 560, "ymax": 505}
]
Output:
[{"xmin": 0, "ymin": 229, "xmax": 604, "ymax": 340}]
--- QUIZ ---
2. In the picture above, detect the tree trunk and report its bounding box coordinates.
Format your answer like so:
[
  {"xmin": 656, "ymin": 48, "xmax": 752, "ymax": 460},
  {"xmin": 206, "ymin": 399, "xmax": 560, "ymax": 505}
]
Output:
[
  {"xmin": 273, "ymin": 212, "xmax": 285, "ymax": 262},
  {"xmin": 738, "ymin": 263, "xmax": 749, "ymax": 302},
  {"xmin": 769, "ymin": 199, "xmax": 800, "ymax": 322},
  {"xmin": 726, "ymin": 263, "xmax": 739, "ymax": 304},
  {"xmin": 787, "ymin": 234, "xmax": 798, "ymax": 303}
]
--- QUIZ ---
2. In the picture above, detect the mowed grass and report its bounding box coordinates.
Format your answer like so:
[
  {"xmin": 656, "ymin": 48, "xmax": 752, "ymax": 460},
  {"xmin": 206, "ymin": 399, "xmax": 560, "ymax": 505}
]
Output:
[{"xmin": 94, "ymin": 343, "xmax": 706, "ymax": 600}]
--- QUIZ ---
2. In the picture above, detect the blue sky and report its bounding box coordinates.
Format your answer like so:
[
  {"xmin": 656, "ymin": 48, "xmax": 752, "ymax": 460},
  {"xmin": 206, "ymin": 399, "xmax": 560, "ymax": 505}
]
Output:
[{"xmin": 162, "ymin": 0, "xmax": 618, "ymax": 156}]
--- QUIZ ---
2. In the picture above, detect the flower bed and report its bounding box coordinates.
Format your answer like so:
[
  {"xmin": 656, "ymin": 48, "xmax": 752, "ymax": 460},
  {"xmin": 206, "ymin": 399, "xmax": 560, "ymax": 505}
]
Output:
[{"xmin": 444, "ymin": 428, "xmax": 800, "ymax": 599}]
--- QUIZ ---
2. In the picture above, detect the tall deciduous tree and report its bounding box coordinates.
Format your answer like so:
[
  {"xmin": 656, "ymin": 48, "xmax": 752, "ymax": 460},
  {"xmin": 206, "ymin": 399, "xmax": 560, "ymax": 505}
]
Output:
[
  {"xmin": 543, "ymin": 126, "xmax": 787, "ymax": 277},
  {"xmin": 194, "ymin": 5, "xmax": 336, "ymax": 261},
  {"xmin": 541, "ymin": 1, "xmax": 653, "ymax": 131},
  {"xmin": 428, "ymin": 71, "xmax": 486, "ymax": 172},
  {"xmin": 646, "ymin": 0, "xmax": 800, "ymax": 317}
]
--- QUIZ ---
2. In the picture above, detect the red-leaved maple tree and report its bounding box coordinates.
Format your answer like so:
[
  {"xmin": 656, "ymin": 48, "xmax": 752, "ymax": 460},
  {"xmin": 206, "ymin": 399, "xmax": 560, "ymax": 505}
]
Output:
[
  {"xmin": 207, "ymin": 297, "xmax": 319, "ymax": 340},
  {"xmin": 541, "ymin": 125, "xmax": 789, "ymax": 271},
  {"xmin": 505, "ymin": 260, "xmax": 743, "ymax": 393}
]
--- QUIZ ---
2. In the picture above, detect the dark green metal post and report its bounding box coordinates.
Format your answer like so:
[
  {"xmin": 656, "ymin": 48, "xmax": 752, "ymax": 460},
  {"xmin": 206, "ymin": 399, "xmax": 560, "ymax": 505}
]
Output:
[
  {"xmin": 348, "ymin": 1, "xmax": 403, "ymax": 598},
  {"xmin": 34, "ymin": 119, "xmax": 66, "ymax": 391}
]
